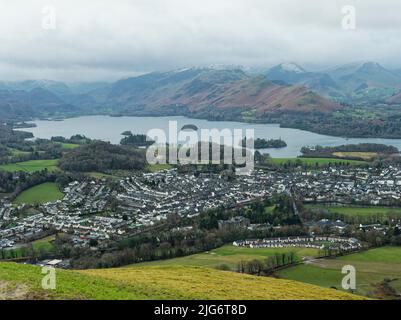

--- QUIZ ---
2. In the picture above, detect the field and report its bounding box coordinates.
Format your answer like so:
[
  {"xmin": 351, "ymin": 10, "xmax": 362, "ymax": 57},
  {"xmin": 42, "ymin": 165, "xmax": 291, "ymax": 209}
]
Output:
[
  {"xmin": 0, "ymin": 159, "xmax": 59, "ymax": 173},
  {"xmin": 332, "ymin": 152, "xmax": 378, "ymax": 161},
  {"xmin": 305, "ymin": 204, "xmax": 401, "ymax": 219},
  {"xmin": 87, "ymin": 172, "xmax": 119, "ymax": 180},
  {"xmin": 58, "ymin": 143, "xmax": 80, "ymax": 150},
  {"xmin": 269, "ymin": 157, "xmax": 366, "ymax": 167},
  {"xmin": 13, "ymin": 183, "xmax": 64, "ymax": 205},
  {"xmin": 146, "ymin": 163, "xmax": 172, "ymax": 172},
  {"xmin": 276, "ymin": 247, "xmax": 401, "ymax": 299},
  {"xmin": 8, "ymin": 148, "xmax": 31, "ymax": 156},
  {"xmin": 135, "ymin": 245, "xmax": 319, "ymax": 270},
  {"xmin": 0, "ymin": 262, "xmax": 363, "ymax": 300},
  {"xmin": 31, "ymin": 235, "xmax": 56, "ymax": 251}
]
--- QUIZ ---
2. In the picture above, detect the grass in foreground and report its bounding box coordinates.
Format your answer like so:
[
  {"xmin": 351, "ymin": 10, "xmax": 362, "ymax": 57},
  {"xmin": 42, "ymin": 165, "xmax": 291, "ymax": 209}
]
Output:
[
  {"xmin": 276, "ymin": 247, "xmax": 401, "ymax": 299},
  {"xmin": 0, "ymin": 262, "xmax": 363, "ymax": 300},
  {"xmin": 0, "ymin": 159, "xmax": 59, "ymax": 173},
  {"xmin": 135, "ymin": 245, "xmax": 319, "ymax": 270},
  {"xmin": 13, "ymin": 182, "xmax": 64, "ymax": 205},
  {"xmin": 80, "ymin": 265, "xmax": 364, "ymax": 300}
]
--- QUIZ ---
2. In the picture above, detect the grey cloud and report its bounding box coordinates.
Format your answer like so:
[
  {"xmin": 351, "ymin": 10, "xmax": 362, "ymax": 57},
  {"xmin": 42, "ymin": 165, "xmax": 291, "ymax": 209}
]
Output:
[{"xmin": 0, "ymin": 0, "xmax": 401, "ymax": 81}]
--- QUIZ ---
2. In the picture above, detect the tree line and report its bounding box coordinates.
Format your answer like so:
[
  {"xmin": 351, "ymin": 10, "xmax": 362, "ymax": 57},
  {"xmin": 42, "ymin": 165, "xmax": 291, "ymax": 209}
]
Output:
[{"xmin": 237, "ymin": 252, "xmax": 297, "ymax": 276}]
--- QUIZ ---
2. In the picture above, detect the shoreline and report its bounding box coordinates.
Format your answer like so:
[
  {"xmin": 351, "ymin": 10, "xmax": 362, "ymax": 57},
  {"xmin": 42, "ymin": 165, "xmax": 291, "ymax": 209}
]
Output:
[{"xmin": 23, "ymin": 112, "xmax": 401, "ymax": 140}]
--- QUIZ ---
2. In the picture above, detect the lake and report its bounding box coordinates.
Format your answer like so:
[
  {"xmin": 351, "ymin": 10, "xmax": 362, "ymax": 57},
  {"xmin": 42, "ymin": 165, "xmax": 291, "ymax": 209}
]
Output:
[{"xmin": 22, "ymin": 115, "xmax": 401, "ymax": 158}]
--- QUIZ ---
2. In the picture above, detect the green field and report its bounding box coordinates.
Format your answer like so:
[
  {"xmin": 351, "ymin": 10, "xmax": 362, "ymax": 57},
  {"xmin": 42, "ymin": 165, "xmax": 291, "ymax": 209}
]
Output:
[
  {"xmin": 58, "ymin": 143, "xmax": 80, "ymax": 150},
  {"xmin": 306, "ymin": 204, "xmax": 401, "ymax": 219},
  {"xmin": 8, "ymin": 148, "xmax": 31, "ymax": 156},
  {"xmin": 135, "ymin": 245, "xmax": 319, "ymax": 270},
  {"xmin": 87, "ymin": 172, "xmax": 119, "ymax": 180},
  {"xmin": 13, "ymin": 183, "xmax": 64, "ymax": 205},
  {"xmin": 146, "ymin": 163, "xmax": 172, "ymax": 172},
  {"xmin": 0, "ymin": 159, "xmax": 59, "ymax": 173},
  {"xmin": 31, "ymin": 235, "xmax": 56, "ymax": 252},
  {"xmin": 276, "ymin": 247, "xmax": 401, "ymax": 299},
  {"xmin": 0, "ymin": 262, "xmax": 363, "ymax": 300},
  {"xmin": 268, "ymin": 157, "xmax": 366, "ymax": 167}
]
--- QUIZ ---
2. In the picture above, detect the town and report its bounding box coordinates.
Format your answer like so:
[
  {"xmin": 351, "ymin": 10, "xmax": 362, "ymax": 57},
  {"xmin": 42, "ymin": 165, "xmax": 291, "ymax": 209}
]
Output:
[{"xmin": 1, "ymin": 164, "xmax": 401, "ymax": 253}]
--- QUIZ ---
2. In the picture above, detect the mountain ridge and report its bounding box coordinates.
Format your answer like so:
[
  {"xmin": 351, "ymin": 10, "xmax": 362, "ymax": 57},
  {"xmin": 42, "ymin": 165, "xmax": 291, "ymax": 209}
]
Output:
[{"xmin": 0, "ymin": 67, "xmax": 341, "ymax": 121}]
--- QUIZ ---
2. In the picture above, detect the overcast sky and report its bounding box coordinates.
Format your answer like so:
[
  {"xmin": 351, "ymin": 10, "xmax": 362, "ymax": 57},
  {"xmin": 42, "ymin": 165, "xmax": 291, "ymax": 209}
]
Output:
[{"xmin": 1, "ymin": 0, "xmax": 401, "ymax": 82}]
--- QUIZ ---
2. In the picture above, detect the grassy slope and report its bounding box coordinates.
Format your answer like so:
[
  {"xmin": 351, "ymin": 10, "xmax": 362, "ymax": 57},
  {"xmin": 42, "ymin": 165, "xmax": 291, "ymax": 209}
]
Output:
[
  {"xmin": 276, "ymin": 247, "xmax": 401, "ymax": 298},
  {"xmin": 135, "ymin": 245, "xmax": 319, "ymax": 270},
  {"xmin": 0, "ymin": 262, "xmax": 364, "ymax": 300},
  {"xmin": 81, "ymin": 265, "xmax": 365, "ymax": 300},
  {"xmin": 0, "ymin": 160, "xmax": 59, "ymax": 173},
  {"xmin": 13, "ymin": 182, "xmax": 64, "ymax": 205}
]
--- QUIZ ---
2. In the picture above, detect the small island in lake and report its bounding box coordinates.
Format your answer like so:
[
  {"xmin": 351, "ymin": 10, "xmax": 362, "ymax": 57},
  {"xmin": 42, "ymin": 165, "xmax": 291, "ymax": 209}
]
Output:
[
  {"xmin": 241, "ymin": 137, "xmax": 287, "ymax": 149},
  {"xmin": 181, "ymin": 124, "xmax": 198, "ymax": 131},
  {"xmin": 120, "ymin": 133, "xmax": 155, "ymax": 147}
]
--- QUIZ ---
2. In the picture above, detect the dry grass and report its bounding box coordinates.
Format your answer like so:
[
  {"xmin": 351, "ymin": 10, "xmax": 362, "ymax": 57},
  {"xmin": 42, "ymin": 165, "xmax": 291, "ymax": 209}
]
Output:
[
  {"xmin": 0, "ymin": 262, "xmax": 366, "ymax": 300},
  {"xmin": 81, "ymin": 265, "xmax": 365, "ymax": 300},
  {"xmin": 332, "ymin": 152, "xmax": 378, "ymax": 160}
]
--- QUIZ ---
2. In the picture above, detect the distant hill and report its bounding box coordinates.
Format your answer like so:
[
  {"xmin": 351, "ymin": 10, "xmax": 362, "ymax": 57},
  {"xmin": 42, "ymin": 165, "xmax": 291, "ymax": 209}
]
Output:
[
  {"xmin": 0, "ymin": 88, "xmax": 77, "ymax": 120},
  {"xmin": 387, "ymin": 91, "xmax": 401, "ymax": 104},
  {"xmin": 327, "ymin": 61, "xmax": 401, "ymax": 89},
  {"xmin": 0, "ymin": 67, "xmax": 340, "ymax": 122},
  {"xmin": 103, "ymin": 68, "xmax": 340, "ymax": 120},
  {"xmin": 266, "ymin": 61, "xmax": 401, "ymax": 103},
  {"xmin": 3, "ymin": 62, "xmax": 401, "ymax": 132},
  {"xmin": 0, "ymin": 80, "xmax": 71, "ymax": 95},
  {"xmin": 267, "ymin": 63, "xmax": 336, "ymax": 88},
  {"xmin": 266, "ymin": 63, "xmax": 342, "ymax": 99},
  {"xmin": 0, "ymin": 262, "xmax": 364, "ymax": 300}
]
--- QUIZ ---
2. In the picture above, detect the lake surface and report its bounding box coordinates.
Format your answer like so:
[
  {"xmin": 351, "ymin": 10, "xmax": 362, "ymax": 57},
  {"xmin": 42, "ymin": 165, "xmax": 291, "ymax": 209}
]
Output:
[{"xmin": 22, "ymin": 115, "xmax": 401, "ymax": 158}]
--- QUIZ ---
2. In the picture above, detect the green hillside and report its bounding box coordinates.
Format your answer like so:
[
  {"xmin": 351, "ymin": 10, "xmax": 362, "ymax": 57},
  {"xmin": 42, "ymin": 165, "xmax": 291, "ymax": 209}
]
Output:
[{"xmin": 0, "ymin": 262, "xmax": 364, "ymax": 300}]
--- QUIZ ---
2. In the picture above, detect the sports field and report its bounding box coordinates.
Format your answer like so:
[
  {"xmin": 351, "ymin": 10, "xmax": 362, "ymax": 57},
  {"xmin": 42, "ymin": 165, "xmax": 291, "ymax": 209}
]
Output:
[{"xmin": 13, "ymin": 182, "xmax": 64, "ymax": 205}]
